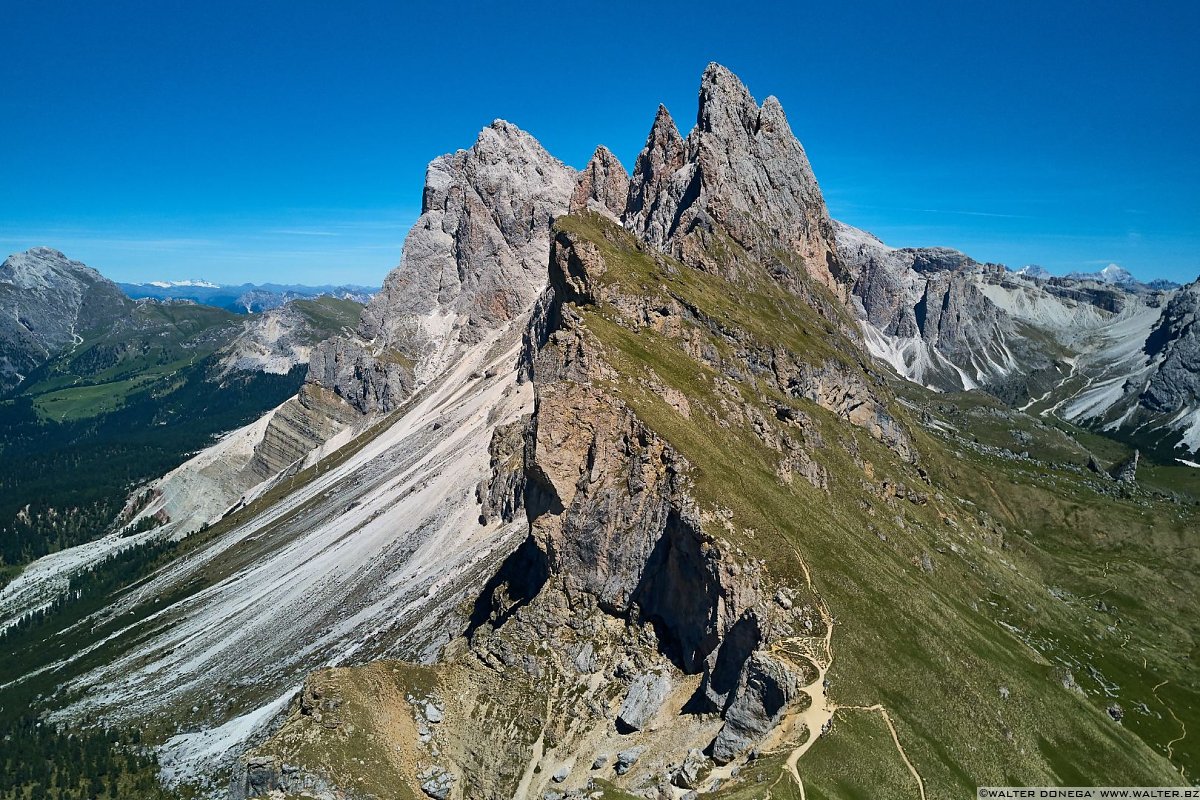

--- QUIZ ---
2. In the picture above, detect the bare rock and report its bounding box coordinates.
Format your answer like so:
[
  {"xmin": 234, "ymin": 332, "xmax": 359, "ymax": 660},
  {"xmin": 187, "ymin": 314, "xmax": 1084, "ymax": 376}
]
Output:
[
  {"xmin": 711, "ymin": 652, "xmax": 801, "ymax": 764},
  {"xmin": 1142, "ymin": 278, "xmax": 1200, "ymax": 414},
  {"xmin": 0, "ymin": 247, "xmax": 132, "ymax": 393},
  {"xmin": 615, "ymin": 746, "xmax": 646, "ymax": 775},
  {"xmin": 570, "ymin": 145, "xmax": 630, "ymax": 219},
  {"xmin": 306, "ymin": 337, "xmax": 414, "ymax": 415},
  {"xmin": 1113, "ymin": 450, "xmax": 1139, "ymax": 484},
  {"xmin": 360, "ymin": 120, "xmax": 576, "ymax": 357},
  {"xmin": 309, "ymin": 120, "xmax": 575, "ymax": 415},
  {"xmin": 617, "ymin": 672, "xmax": 672, "ymax": 732},
  {"xmin": 671, "ymin": 749, "xmax": 708, "ymax": 789},
  {"xmin": 624, "ymin": 64, "xmax": 844, "ymax": 295}
]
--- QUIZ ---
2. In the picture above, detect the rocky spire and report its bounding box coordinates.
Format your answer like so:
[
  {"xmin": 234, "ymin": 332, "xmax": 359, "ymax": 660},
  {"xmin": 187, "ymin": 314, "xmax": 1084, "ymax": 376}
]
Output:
[
  {"xmin": 569, "ymin": 145, "xmax": 630, "ymax": 219},
  {"xmin": 359, "ymin": 120, "xmax": 576, "ymax": 352},
  {"xmin": 309, "ymin": 120, "xmax": 576, "ymax": 413},
  {"xmin": 623, "ymin": 105, "xmax": 689, "ymax": 249},
  {"xmin": 623, "ymin": 64, "xmax": 845, "ymax": 295}
]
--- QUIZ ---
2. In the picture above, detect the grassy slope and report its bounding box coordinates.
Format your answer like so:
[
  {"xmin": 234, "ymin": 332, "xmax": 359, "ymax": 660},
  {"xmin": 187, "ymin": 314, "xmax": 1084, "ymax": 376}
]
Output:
[
  {"xmin": 19, "ymin": 302, "xmax": 243, "ymax": 422},
  {"xmin": 290, "ymin": 296, "xmax": 364, "ymax": 339},
  {"xmin": 556, "ymin": 213, "xmax": 1192, "ymax": 796}
]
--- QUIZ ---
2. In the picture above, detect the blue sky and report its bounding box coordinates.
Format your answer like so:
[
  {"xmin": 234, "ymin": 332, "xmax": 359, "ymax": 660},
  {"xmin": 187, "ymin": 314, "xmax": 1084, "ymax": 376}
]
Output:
[{"xmin": 2, "ymin": 0, "xmax": 1197, "ymax": 285}]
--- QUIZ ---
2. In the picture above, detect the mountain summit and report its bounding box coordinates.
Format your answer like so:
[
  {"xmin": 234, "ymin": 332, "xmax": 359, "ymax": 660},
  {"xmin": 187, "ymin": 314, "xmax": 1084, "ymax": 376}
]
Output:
[
  {"xmin": 0, "ymin": 247, "xmax": 131, "ymax": 391},
  {"xmin": 1, "ymin": 63, "xmax": 1196, "ymax": 800},
  {"xmin": 626, "ymin": 63, "xmax": 843, "ymax": 295}
]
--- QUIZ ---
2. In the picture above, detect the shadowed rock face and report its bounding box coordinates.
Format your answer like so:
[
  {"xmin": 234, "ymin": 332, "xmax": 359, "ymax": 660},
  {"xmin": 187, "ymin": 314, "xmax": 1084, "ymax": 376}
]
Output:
[
  {"xmin": 1142, "ymin": 278, "xmax": 1200, "ymax": 414},
  {"xmin": 623, "ymin": 64, "xmax": 844, "ymax": 296}
]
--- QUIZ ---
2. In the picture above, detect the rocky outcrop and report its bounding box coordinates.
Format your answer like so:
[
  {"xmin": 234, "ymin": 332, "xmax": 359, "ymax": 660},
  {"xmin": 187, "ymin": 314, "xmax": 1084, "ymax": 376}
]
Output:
[
  {"xmin": 476, "ymin": 417, "xmax": 528, "ymax": 525},
  {"xmin": 624, "ymin": 64, "xmax": 844, "ymax": 296},
  {"xmin": 244, "ymin": 385, "xmax": 361, "ymax": 482},
  {"xmin": 710, "ymin": 652, "xmax": 801, "ymax": 764},
  {"xmin": 0, "ymin": 247, "xmax": 132, "ymax": 392},
  {"xmin": 305, "ymin": 337, "xmax": 415, "ymax": 415},
  {"xmin": 1114, "ymin": 450, "xmax": 1140, "ymax": 484},
  {"xmin": 301, "ymin": 121, "xmax": 575, "ymax": 417},
  {"xmin": 616, "ymin": 672, "xmax": 672, "ymax": 732},
  {"xmin": 570, "ymin": 145, "xmax": 630, "ymax": 219},
  {"xmin": 522, "ymin": 374, "xmax": 762, "ymax": 673},
  {"xmin": 1142, "ymin": 278, "xmax": 1200, "ymax": 414},
  {"xmin": 358, "ymin": 120, "xmax": 575, "ymax": 364}
]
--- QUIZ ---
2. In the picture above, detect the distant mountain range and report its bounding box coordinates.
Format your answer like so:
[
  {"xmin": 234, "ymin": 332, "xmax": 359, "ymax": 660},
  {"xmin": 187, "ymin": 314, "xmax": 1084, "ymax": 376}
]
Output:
[
  {"xmin": 0, "ymin": 245, "xmax": 365, "ymax": 570},
  {"xmin": 118, "ymin": 280, "xmax": 378, "ymax": 313},
  {"xmin": 1015, "ymin": 262, "xmax": 1180, "ymax": 291}
]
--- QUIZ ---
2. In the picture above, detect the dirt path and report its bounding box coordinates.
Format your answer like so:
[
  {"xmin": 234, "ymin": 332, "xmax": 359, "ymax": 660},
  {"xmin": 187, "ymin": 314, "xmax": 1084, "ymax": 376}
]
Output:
[
  {"xmin": 1152, "ymin": 680, "xmax": 1188, "ymax": 776},
  {"xmin": 771, "ymin": 544, "xmax": 927, "ymax": 800},
  {"xmin": 835, "ymin": 704, "xmax": 928, "ymax": 800}
]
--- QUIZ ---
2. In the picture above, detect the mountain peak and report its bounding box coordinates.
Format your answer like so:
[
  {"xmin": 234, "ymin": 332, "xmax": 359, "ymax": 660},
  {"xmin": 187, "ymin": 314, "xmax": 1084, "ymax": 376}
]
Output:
[
  {"xmin": 1065, "ymin": 263, "xmax": 1140, "ymax": 286},
  {"xmin": 625, "ymin": 63, "xmax": 842, "ymax": 294},
  {"xmin": 1100, "ymin": 263, "xmax": 1135, "ymax": 283},
  {"xmin": 649, "ymin": 104, "xmax": 684, "ymax": 147},
  {"xmin": 25, "ymin": 245, "xmax": 70, "ymax": 260},
  {"xmin": 697, "ymin": 62, "xmax": 758, "ymax": 133},
  {"xmin": 2, "ymin": 246, "xmax": 106, "ymax": 290},
  {"xmin": 0, "ymin": 248, "xmax": 131, "ymax": 391},
  {"xmin": 1016, "ymin": 264, "xmax": 1051, "ymax": 280},
  {"xmin": 570, "ymin": 145, "xmax": 630, "ymax": 218},
  {"xmin": 347, "ymin": 118, "xmax": 575, "ymax": 403}
]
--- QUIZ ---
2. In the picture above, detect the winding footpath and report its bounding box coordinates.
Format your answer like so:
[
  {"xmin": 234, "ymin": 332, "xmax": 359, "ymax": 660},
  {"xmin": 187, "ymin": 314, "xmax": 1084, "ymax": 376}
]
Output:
[
  {"xmin": 1152, "ymin": 680, "xmax": 1188, "ymax": 778},
  {"xmin": 768, "ymin": 545, "xmax": 928, "ymax": 800}
]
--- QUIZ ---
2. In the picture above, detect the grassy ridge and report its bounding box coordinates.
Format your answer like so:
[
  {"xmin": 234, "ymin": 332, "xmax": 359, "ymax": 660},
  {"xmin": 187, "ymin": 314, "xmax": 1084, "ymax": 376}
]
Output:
[{"xmin": 556, "ymin": 213, "xmax": 1192, "ymax": 795}]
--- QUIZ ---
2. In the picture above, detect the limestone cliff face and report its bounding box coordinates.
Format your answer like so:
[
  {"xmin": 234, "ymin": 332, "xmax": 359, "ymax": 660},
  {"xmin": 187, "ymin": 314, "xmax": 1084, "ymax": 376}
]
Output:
[
  {"xmin": 569, "ymin": 145, "xmax": 629, "ymax": 219},
  {"xmin": 307, "ymin": 121, "xmax": 575, "ymax": 416},
  {"xmin": 624, "ymin": 64, "xmax": 845, "ymax": 297},
  {"xmin": 229, "ymin": 122, "xmax": 576, "ymax": 523},
  {"xmin": 359, "ymin": 121, "xmax": 576, "ymax": 370},
  {"xmin": 835, "ymin": 221, "xmax": 1064, "ymax": 401},
  {"xmin": 304, "ymin": 337, "xmax": 415, "ymax": 416},
  {"xmin": 463, "ymin": 221, "xmax": 846, "ymax": 784},
  {"xmin": 1142, "ymin": 277, "xmax": 1200, "ymax": 414},
  {"xmin": 835, "ymin": 218, "xmax": 1200, "ymax": 433},
  {"xmin": 521, "ymin": 316, "xmax": 765, "ymax": 680}
]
